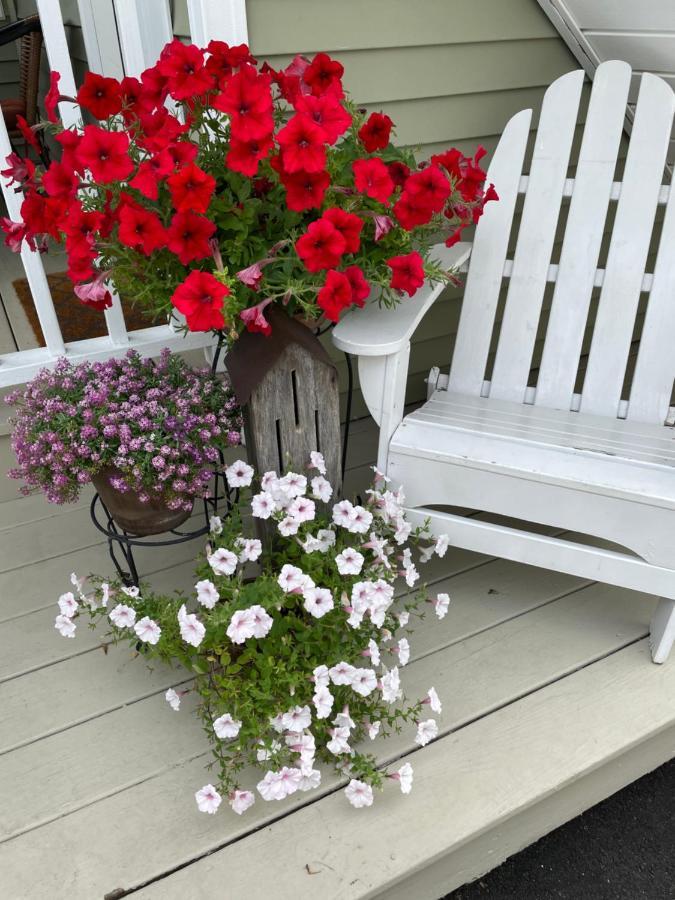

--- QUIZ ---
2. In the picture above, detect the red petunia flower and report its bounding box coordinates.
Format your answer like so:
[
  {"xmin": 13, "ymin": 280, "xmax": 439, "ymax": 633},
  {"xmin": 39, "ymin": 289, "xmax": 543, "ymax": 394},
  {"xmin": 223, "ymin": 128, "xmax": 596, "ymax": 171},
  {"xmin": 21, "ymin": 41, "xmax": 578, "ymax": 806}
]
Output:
[
  {"xmin": 157, "ymin": 39, "xmax": 213, "ymax": 100},
  {"xmin": 74, "ymin": 272, "xmax": 113, "ymax": 310},
  {"xmin": 240, "ymin": 296, "xmax": 273, "ymax": 335},
  {"xmin": 352, "ymin": 157, "xmax": 394, "ymax": 204},
  {"xmin": 431, "ymin": 148, "xmax": 463, "ymax": 181},
  {"xmin": 226, "ymin": 134, "xmax": 273, "ymax": 177},
  {"xmin": 171, "ymin": 270, "xmax": 229, "ymax": 332},
  {"xmin": 387, "ymin": 160, "xmax": 410, "ymax": 188},
  {"xmin": 277, "ymin": 114, "xmax": 327, "ymax": 174},
  {"xmin": 294, "ymin": 93, "xmax": 351, "ymax": 144},
  {"xmin": 42, "ymin": 161, "xmax": 78, "ymax": 198},
  {"xmin": 166, "ymin": 210, "xmax": 215, "ymax": 264},
  {"xmin": 77, "ymin": 72, "xmax": 123, "ymax": 119},
  {"xmin": 213, "ymin": 65, "xmax": 273, "ymax": 142},
  {"xmin": 281, "ymin": 169, "xmax": 330, "ymax": 211},
  {"xmin": 20, "ymin": 190, "xmax": 66, "ymax": 240},
  {"xmin": 16, "ymin": 115, "xmax": 42, "ymax": 155},
  {"xmin": 140, "ymin": 64, "xmax": 169, "ymax": 109},
  {"xmin": 44, "ymin": 71, "xmax": 61, "ymax": 123},
  {"xmin": 405, "ymin": 164, "xmax": 451, "ymax": 214},
  {"xmin": 358, "ymin": 112, "xmax": 393, "ymax": 153},
  {"xmin": 303, "ymin": 53, "xmax": 344, "ymax": 98},
  {"xmin": 66, "ymin": 242, "xmax": 97, "ymax": 283},
  {"xmin": 317, "ymin": 270, "xmax": 352, "ymax": 321},
  {"xmin": 1, "ymin": 152, "xmax": 35, "ymax": 187},
  {"xmin": 344, "ymin": 265, "xmax": 370, "ymax": 306},
  {"xmin": 137, "ymin": 107, "xmax": 189, "ymax": 153},
  {"xmin": 387, "ymin": 251, "xmax": 425, "ymax": 297},
  {"xmin": 62, "ymin": 204, "xmax": 104, "ymax": 244},
  {"xmin": 166, "ymin": 141, "xmax": 198, "ymax": 168},
  {"xmin": 119, "ymin": 76, "xmax": 155, "ymax": 121},
  {"xmin": 76, "ymin": 126, "xmax": 133, "ymax": 182},
  {"xmin": 393, "ymin": 191, "xmax": 434, "ymax": 230},
  {"xmin": 445, "ymin": 224, "xmax": 466, "ymax": 248},
  {"xmin": 55, "ymin": 129, "xmax": 83, "ymax": 173},
  {"xmin": 269, "ymin": 54, "xmax": 312, "ymax": 105},
  {"xmin": 322, "ymin": 208, "xmax": 363, "ymax": 254},
  {"xmin": 206, "ymin": 40, "xmax": 256, "ymax": 90},
  {"xmin": 167, "ymin": 163, "xmax": 215, "ymax": 214},
  {"xmin": 117, "ymin": 203, "xmax": 166, "ymax": 256},
  {"xmin": 129, "ymin": 150, "xmax": 174, "ymax": 200},
  {"xmin": 0, "ymin": 218, "xmax": 30, "ymax": 252},
  {"xmin": 296, "ymin": 219, "xmax": 347, "ymax": 272}
]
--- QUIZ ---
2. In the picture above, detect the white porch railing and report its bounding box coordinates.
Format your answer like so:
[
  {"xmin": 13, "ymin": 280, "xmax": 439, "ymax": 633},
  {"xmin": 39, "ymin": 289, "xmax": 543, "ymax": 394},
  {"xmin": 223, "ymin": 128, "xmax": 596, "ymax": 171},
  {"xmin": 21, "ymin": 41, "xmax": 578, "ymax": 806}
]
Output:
[{"xmin": 0, "ymin": 0, "xmax": 247, "ymax": 387}]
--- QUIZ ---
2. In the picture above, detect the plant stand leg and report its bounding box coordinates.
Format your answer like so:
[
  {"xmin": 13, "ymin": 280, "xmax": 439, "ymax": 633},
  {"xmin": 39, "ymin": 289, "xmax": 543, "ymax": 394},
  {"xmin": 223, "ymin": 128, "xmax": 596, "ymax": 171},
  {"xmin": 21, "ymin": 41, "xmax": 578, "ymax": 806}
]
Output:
[{"xmin": 649, "ymin": 598, "xmax": 675, "ymax": 664}]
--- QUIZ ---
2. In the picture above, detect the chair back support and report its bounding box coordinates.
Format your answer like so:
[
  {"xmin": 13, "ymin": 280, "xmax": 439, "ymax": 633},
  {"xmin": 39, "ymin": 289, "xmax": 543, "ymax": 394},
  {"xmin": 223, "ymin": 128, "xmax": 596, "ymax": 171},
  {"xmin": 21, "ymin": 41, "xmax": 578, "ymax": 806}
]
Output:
[
  {"xmin": 448, "ymin": 61, "xmax": 675, "ymax": 425},
  {"xmin": 19, "ymin": 23, "xmax": 43, "ymax": 125}
]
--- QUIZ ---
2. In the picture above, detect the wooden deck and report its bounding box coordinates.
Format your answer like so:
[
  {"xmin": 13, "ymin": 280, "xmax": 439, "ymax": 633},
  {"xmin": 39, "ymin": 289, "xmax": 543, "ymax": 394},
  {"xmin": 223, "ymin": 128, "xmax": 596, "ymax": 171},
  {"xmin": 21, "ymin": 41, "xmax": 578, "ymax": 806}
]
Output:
[{"xmin": 1, "ymin": 416, "xmax": 675, "ymax": 899}]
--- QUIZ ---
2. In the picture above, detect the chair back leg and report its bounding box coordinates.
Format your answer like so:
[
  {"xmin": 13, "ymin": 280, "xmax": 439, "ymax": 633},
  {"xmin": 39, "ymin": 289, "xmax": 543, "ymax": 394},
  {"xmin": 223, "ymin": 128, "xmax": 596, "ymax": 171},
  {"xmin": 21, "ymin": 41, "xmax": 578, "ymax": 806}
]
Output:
[{"xmin": 650, "ymin": 599, "xmax": 675, "ymax": 664}]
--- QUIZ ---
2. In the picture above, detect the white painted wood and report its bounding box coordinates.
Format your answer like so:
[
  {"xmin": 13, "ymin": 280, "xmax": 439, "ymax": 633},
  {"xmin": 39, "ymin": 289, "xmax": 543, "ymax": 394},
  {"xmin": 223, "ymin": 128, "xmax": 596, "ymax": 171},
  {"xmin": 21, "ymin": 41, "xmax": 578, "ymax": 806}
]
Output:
[
  {"xmin": 447, "ymin": 110, "xmax": 532, "ymax": 396},
  {"xmin": 649, "ymin": 598, "xmax": 675, "ymax": 664},
  {"xmin": 581, "ymin": 73, "xmax": 675, "ymax": 417},
  {"xmin": 536, "ymin": 61, "xmax": 631, "ymax": 410},
  {"xmin": 113, "ymin": 0, "xmax": 173, "ymax": 77},
  {"xmin": 76, "ymin": 0, "xmax": 125, "ymax": 79},
  {"xmin": 562, "ymin": 0, "xmax": 675, "ymax": 32},
  {"xmin": 35, "ymin": 0, "xmax": 80, "ymax": 130},
  {"xmin": 588, "ymin": 33, "xmax": 675, "ymax": 77},
  {"xmin": 489, "ymin": 70, "xmax": 584, "ymax": 403},
  {"xmin": 187, "ymin": 0, "xmax": 249, "ymax": 46}
]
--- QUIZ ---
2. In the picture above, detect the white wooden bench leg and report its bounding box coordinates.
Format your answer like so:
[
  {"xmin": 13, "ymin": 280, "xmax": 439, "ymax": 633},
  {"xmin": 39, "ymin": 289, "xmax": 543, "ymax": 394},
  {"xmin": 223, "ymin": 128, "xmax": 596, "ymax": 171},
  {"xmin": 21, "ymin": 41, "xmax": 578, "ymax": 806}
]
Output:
[{"xmin": 649, "ymin": 598, "xmax": 675, "ymax": 664}]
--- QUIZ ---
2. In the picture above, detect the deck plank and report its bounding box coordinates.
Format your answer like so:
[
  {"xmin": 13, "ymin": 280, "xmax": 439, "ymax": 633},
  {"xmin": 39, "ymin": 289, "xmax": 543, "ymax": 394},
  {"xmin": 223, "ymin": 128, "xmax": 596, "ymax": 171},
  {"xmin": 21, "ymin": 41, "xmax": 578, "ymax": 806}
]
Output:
[{"xmin": 0, "ymin": 582, "xmax": 654, "ymax": 897}]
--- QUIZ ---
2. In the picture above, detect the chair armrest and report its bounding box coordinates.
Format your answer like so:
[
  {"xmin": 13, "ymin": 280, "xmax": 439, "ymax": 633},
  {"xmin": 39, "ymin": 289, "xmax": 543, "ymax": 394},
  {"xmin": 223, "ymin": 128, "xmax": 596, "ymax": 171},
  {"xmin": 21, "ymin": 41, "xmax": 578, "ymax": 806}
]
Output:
[{"xmin": 332, "ymin": 241, "xmax": 472, "ymax": 357}]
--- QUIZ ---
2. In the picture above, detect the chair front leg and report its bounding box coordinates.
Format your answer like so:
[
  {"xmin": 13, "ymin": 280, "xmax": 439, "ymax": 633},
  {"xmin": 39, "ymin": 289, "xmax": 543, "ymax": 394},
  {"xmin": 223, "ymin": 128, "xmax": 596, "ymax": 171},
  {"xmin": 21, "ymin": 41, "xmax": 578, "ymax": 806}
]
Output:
[{"xmin": 357, "ymin": 344, "xmax": 411, "ymax": 473}]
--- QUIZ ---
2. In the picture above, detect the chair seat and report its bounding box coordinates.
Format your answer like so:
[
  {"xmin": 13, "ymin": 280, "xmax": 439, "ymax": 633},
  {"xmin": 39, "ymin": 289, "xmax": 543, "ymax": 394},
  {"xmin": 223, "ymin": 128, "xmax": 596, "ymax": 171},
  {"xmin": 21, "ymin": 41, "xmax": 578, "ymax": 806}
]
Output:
[
  {"xmin": 0, "ymin": 98, "xmax": 27, "ymax": 132},
  {"xmin": 392, "ymin": 391, "xmax": 675, "ymax": 510}
]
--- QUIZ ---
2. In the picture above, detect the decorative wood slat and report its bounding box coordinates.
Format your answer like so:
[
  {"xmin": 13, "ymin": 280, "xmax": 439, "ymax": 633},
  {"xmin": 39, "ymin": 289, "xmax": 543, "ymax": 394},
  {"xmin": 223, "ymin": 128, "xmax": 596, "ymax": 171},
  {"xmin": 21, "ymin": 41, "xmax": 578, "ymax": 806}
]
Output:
[
  {"xmin": 581, "ymin": 73, "xmax": 675, "ymax": 417},
  {"xmin": 187, "ymin": 0, "xmax": 248, "ymax": 45},
  {"xmin": 535, "ymin": 61, "xmax": 631, "ymax": 410},
  {"xmin": 489, "ymin": 69, "xmax": 584, "ymax": 403},
  {"xmin": 447, "ymin": 109, "xmax": 531, "ymax": 396}
]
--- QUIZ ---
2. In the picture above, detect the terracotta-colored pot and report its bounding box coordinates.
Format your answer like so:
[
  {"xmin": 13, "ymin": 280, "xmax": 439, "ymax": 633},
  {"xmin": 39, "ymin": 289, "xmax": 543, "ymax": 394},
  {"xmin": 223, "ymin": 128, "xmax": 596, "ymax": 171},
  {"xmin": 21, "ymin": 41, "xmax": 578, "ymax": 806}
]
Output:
[{"xmin": 92, "ymin": 467, "xmax": 193, "ymax": 536}]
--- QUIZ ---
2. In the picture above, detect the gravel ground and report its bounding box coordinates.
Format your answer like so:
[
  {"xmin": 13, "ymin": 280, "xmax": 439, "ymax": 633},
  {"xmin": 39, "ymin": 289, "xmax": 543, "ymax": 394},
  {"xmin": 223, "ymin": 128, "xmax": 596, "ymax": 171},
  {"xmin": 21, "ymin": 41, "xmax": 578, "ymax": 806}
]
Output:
[{"xmin": 445, "ymin": 757, "xmax": 675, "ymax": 900}]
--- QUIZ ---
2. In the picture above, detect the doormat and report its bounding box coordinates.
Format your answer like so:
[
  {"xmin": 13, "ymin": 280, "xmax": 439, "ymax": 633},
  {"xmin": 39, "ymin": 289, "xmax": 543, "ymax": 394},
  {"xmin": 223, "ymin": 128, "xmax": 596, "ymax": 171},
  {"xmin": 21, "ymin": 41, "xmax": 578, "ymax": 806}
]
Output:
[{"xmin": 13, "ymin": 272, "xmax": 154, "ymax": 346}]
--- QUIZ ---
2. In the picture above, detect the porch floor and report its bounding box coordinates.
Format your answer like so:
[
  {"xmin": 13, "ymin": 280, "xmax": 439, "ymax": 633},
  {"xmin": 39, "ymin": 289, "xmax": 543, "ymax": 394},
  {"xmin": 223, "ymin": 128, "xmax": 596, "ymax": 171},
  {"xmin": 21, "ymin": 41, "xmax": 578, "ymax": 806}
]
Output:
[{"xmin": 1, "ymin": 415, "xmax": 674, "ymax": 899}]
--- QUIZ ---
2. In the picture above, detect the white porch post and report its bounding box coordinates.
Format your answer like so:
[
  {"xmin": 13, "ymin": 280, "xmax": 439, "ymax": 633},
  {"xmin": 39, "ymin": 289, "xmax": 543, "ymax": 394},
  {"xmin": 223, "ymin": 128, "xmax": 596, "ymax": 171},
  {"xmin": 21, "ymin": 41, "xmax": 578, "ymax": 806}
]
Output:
[
  {"xmin": 187, "ymin": 0, "xmax": 248, "ymax": 45},
  {"xmin": 112, "ymin": 0, "xmax": 173, "ymax": 77}
]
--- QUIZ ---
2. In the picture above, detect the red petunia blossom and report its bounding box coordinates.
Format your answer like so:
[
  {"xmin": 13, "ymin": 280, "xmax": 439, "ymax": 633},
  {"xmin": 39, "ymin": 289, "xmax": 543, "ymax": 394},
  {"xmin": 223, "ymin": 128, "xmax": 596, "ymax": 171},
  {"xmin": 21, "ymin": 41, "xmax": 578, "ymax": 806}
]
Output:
[
  {"xmin": 387, "ymin": 251, "xmax": 425, "ymax": 297},
  {"xmin": 119, "ymin": 76, "xmax": 155, "ymax": 121},
  {"xmin": 117, "ymin": 203, "xmax": 166, "ymax": 256},
  {"xmin": 157, "ymin": 40, "xmax": 213, "ymax": 100},
  {"xmin": 140, "ymin": 65, "xmax": 169, "ymax": 109},
  {"xmin": 445, "ymin": 224, "xmax": 466, "ymax": 248},
  {"xmin": 20, "ymin": 190, "xmax": 66, "ymax": 240},
  {"xmin": 276, "ymin": 114, "xmax": 326, "ymax": 174},
  {"xmin": 167, "ymin": 163, "xmax": 215, "ymax": 214},
  {"xmin": 42, "ymin": 161, "xmax": 78, "ymax": 198},
  {"xmin": 16, "ymin": 115, "xmax": 42, "ymax": 155},
  {"xmin": 303, "ymin": 52, "xmax": 344, "ymax": 98},
  {"xmin": 322, "ymin": 208, "xmax": 363, "ymax": 254},
  {"xmin": 74, "ymin": 272, "xmax": 113, "ymax": 310},
  {"xmin": 226, "ymin": 134, "xmax": 273, "ymax": 177},
  {"xmin": 240, "ymin": 296, "xmax": 273, "ymax": 335},
  {"xmin": 206, "ymin": 40, "xmax": 256, "ymax": 90},
  {"xmin": 296, "ymin": 219, "xmax": 347, "ymax": 272},
  {"xmin": 372, "ymin": 213, "xmax": 394, "ymax": 241},
  {"xmin": 352, "ymin": 157, "xmax": 394, "ymax": 204},
  {"xmin": 166, "ymin": 210, "xmax": 215, "ymax": 264},
  {"xmin": 55, "ymin": 129, "xmax": 83, "ymax": 173},
  {"xmin": 344, "ymin": 265, "xmax": 370, "ymax": 306},
  {"xmin": 62, "ymin": 204, "xmax": 104, "ymax": 245},
  {"xmin": 0, "ymin": 218, "xmax": 30, "ymax": 252},
  {"xmin": 405, "ymin": 164, "xmax": 451, "ymax": 214},
  {"xmin": 137, "ymin": 107, "xmax": 189, "ymax": 153},
  {"xmin": 44, "ymin": 71, "xmax": 61, "ymax": 123},
  {"xmin": 431, "ymin": 148, "xmax": 463, "ymax": 181},
  {"xmin": 392, "ymin": 191, "xmax": 434, "ymax": 230},
  {"xmin": 213, "ymin": 65, "xmax": 273, "ymax": 142},
  {"xmin": 171, "ymin": 270, "xmax": 229, "ymax": 332},
  {"xmin": 66, "ymin": 240, "xmax": 97, "ymax": 283},
  {"xmin": 294, "ymin": 93, "xmax": 351, "ymax": 144},
  {"xmin": 317, "ymin": 269, "xmax": 353, "ymax": 322},
  {"xmin": 1, "ymin": 152, "xmax": 35, "ymax": 187},
  {"xmin": 165, "ymin": 141, "xmax": 198, "ymax": 168},
  {"xmin": 387, "ymin": 160, "xmax": 410, "ymax": 188},
  {"xmin": 269, "ymin": 54, "xmax": 312, "ymax": 105},
  {"xmin": 236, "ymin": 259, "xmax": 272, "ymax": 290},
  {"xmin": 76, "ymin": 125, "xmax": 133, "ymax": 182},
  {"xmin": 281, "ymin": 169, "xmax": 330, "ymax": 211},
  {"xmin": 76, "ymin": 72, "xmax": 123, "ymax": 119},
  {"xmin": 358, "ymin": 112, "xmax": 393, "ymax": 152},
  {"xmin": 129, "ymin": 150, "xmax": 174, "ymax": 200}
]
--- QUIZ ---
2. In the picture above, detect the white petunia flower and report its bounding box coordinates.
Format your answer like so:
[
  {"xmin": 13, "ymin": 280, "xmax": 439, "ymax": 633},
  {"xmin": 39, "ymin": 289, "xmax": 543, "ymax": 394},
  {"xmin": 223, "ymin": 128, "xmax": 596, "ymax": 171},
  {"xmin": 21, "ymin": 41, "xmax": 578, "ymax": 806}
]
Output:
[
  {"xmin": 134, "ymin": 616, "xmax": 161, "ymax": 645},
  {"xmin": 260, "ymin": 471, "xmax": 279, "ymax": 492},
  {"xmin": 415, "ymin": 719, "xmax": 439, "ymax": 747},
  {"xmin": 333, "ymin": 707, "xmax": 355, "ymax": 731},
  {"xmin": 287, "ymin": 496, "xmax": 316, "ymax": 523},
  {"xmin": 213, "ymin": 713, "xmax": 242, "ymax": 740},
  {"xmin": 256, "ymin": 738, "xmax": 282, "ymax": 761},
  {"xmin": 208, "ymin": 547, "xmax": 238, "ymax": 576},
  {"xmin": 225, "ymin": 459, "xmax": 254, "ymax": 488},
  {"xmin": 55, "ymin": 613, "xmax": 76, "ymax": 638},
  {"xmin": 329, "ymin": 661, "xmax": 356, "ymax": 685},
  {"xmin": 434, "ymin": 592, "xmax": 450, "ymax": 619},
  {"xmin": 195, "ymin": 579, "xmax": 219, "ymax": 609},
  {"xmin": 312, "ymin": 664, "xmax": 330, "ymax": 689},
  {"xmin": 396, "ymin": 762, "xmax": 414, "ymax": 794},
  {"xmin": 335, "ymin": 547, "xmax": 364, "ymax": 576},
  {"xmin": 303, "ymin": 586, "xmax": 334, "ymax": 618},
  {"xmin": 256, "ymin": 770, "xmax": 284, "ymax": 801},
  {"xmin": 109, "ymin": 604, "xmax": 136, "ymax": 629},
  {"xmin": 351, "ymin": 581, "xmax": 373, "ymax": 612},
  {"xmin": 236, "ymin": 537, "xmax": 262, "ymax": 563},
  {"xmin": 70, "ymin": 571, "xmax": 84, "ymax": 590},
  {"xmin": 121, "ymin": 585, "xmax": 140, "ymax": 598},
  {"xmin": 230, "ymin": 789, "xmax": 255, "ymax": 815},
  {"xmin": 282, "ymin": 705, "xmax": 312, "ymax": 732},
  {"xmin": 58, "ymin": 591, "xmax": 79, "ymax": 618},
  {"xmin": 178, "ymin": 604, "xmax": 205, "ymax": 647},
  {"xmin": 278, "ymin": 516, "xmax": 300, "ymax": 536},
  {"xmin": 435, "ymin": 534, "xmax": 449, "ymax": 557},
  {"xmin": 404, "ymin": 563, "xmax": 419, "ymax": 587},
  {"xmin": 298, "ymin": 768, "xmax": 322, "ymax": 791},
  {"xmin": 100, "ymin": 583, "xmax": 110, "ymax": 608},
  {"xmin": 345, "ymin": 779, "xmax": 374, "ymax": 808},
  {"xmin": 316, "ymin": 528, "xmax": 336, "ymax": 551},
  {"xmin": 380, "ymin": 666, "xmax": 401, "ymax": 703},
  {"xmin": 349, "ymin": 667, "xmax": 378, "ymax": 697},
  {"xmin": 427, "ymin": 686, "xmax": 442, "ymax": 714},
  {"xmin": 313, "ymin": 685, "xmax": 334, "ymax": 719},
  {"xmin": 394, "ymin": 518, "xmax": 412, "ymax": 545},
  {"xmin": 396, "ymin": 637, "xmax": 410, "ymax": 666},
  {"xmin": 366, "ymin": 638, "xmax": 381, "ymax": 667},
  {"xmin": 346, "ymin": 505, "xmax": 373, "ymax": 534},
  {"xmin": 227, "ymin": 607, "xmax": 255, "ymax": 644},
  {"xmin": 309, "ymin": 450, "xmax": 326, "ymax": 475},
  {"xmin": 195, "ymin": 784, "xmax": 222, "ymax": 814},
  {"xmin": 327, "ymin": 725, "xmax": 351, "ymax": 755},
  {"xmin": 165, "ymin": 688, "xmax": 181, "ymax": 711},
  {"xmin": 367, "ymin": 721, "xmax": 381, "ymax": 740},
  {"xmin": 251, "ymin": 491, "xmax": 276, "ymax": 519},
  {"xmin": 278, "ymin": 564, "xmax": 309, "ymax": 594},
  {"xmin": 397, "ymin": 610, "xmax": 410, "ymax": 628},
  {"xmin": 310, "ymin": 475, "xmax": 333, "ymax": 503},
  {"xmin": 249, "ymin": 604, "xmax": 274, "ymax": 639},
  {"xmin": 209, "ymin": 515, "xmax": 223, "ymax": 535},
  {"xmin": 269, "ymin": 713, "xmax": 285, "ymax": 733},
  {"xmin": 332, "ymin": 499, "xmax": 354, "ymax": 528},
  {"xmin": 278, "ymin": 472, "xmax": 307, "ymax": 498}
]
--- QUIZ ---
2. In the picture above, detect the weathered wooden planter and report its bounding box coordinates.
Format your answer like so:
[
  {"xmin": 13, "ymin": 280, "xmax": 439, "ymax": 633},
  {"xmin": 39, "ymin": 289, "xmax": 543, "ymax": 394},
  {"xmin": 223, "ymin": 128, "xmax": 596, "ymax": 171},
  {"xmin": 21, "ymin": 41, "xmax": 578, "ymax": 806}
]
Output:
[{"xmin": 92, "ymin": 467, "xmax": 193, "ymax": 536}]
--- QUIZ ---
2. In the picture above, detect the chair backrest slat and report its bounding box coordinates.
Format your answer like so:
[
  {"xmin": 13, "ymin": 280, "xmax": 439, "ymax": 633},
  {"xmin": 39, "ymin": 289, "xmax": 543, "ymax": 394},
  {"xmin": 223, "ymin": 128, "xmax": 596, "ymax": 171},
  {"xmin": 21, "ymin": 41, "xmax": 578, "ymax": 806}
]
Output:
[
  {"xmin": 488, "ymin": 70, "xmax": 585, "ymax": 404},
  {"xmin": 580, "ymin": 73, "xmax": 675, "ymax": 418},
  {"xmin": 535, "ymin": 61, "xmax": 631, "ymax": 411},
  {"xmin": 447, "ymin": 108, "xmax": 531, "ymax": 396}
]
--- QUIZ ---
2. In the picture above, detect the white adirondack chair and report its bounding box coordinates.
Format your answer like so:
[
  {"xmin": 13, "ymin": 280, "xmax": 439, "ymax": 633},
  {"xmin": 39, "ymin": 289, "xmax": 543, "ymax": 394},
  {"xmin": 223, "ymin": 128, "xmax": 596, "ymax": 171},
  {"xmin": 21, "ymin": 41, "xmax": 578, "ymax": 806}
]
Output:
[{"xmin": 333, "ymin": 61, "xmax": 675, "ymax": 663}]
